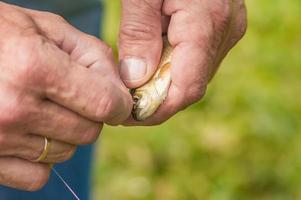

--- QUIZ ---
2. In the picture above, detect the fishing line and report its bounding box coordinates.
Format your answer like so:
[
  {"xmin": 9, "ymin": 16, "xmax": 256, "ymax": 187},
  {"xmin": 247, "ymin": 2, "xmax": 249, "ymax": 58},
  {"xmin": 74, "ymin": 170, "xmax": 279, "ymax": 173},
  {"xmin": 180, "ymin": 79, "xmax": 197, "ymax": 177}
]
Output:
[{"xmin": 52, "ymin": 167, "xmax": 81, "ymax": 200}]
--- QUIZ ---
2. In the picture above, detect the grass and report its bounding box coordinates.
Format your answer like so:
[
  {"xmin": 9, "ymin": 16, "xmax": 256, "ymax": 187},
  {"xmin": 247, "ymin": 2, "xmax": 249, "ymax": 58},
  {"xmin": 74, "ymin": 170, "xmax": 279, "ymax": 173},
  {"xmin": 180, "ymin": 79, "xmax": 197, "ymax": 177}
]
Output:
[{"xmin": 93, "ymin": 0, "xmax": 301, "ymax": 199}]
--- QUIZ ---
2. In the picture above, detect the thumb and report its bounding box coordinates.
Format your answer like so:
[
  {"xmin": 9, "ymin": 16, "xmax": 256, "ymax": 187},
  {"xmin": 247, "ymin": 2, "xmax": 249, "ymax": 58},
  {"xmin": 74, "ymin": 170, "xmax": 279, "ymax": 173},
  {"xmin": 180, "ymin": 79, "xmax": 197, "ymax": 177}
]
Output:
[{"xmin": 119, "ymin": 0, "xmax": 164, "ymax": 88}]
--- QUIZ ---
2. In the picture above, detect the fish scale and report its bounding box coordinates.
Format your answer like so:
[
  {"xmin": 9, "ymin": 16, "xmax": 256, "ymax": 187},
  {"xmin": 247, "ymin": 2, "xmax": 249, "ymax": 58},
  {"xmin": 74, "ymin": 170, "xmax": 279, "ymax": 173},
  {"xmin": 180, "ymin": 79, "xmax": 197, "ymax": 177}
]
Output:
[{"xmin": 131, "ymin": 36, "xmax": 173, "ymax": 121}]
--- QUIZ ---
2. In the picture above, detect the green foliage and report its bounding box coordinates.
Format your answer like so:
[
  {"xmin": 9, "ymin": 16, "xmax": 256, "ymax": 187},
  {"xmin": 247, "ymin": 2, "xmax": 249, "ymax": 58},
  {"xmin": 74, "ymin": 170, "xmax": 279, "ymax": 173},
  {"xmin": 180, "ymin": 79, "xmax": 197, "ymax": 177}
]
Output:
[{"xmin": 93, "ymin": 0, "xmax": 301, "ymax": 199}]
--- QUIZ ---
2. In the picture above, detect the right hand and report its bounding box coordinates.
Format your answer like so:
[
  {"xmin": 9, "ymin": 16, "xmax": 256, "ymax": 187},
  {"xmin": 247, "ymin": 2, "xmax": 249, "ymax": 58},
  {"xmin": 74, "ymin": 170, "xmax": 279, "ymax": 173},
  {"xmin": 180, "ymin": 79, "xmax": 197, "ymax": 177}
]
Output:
[
  {"xmin": 118, "ymin": 0, "xmax": 246, "ymax": 125},
  {"xmin": 0, "ymin": 2, "xmax": 132, "ymax": 191}
]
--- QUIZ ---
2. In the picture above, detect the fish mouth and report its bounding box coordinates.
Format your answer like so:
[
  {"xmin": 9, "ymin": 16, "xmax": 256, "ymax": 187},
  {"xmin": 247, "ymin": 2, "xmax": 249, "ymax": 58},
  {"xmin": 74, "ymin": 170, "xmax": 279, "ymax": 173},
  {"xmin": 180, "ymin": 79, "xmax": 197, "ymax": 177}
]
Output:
[
  {"xmin": 131, "ymin": 89, "xmax": 154, "ymax": 121},
  {"xmin": 131, "ymin": 89, "xmax": 142, "ymax": 121}
]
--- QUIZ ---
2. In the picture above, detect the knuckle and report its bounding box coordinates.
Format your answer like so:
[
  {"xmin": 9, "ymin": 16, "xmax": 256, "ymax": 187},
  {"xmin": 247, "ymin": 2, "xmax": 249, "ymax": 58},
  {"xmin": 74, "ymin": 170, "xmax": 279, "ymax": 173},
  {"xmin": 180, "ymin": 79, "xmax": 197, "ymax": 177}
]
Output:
[
  {"xmin": 94, "ymin": 94, "xmax": 116, "ymax": 121},
  {"xmin": 13, "ymin": 36, "xmax": 44, "ymax": 83},
  {"xmin": 102, "ymin": 45, "xmax": 114, "ymax": 57},
  {"xmin": 228, "ymin": 2, "xmax": 248, "ymax": 46},
  {"xmin": 0, "ymin": 102, "xmax": 26, "ymax": 127},
  {"xmin": 65, "ymin": 146, "xmax": 77, "ymax": 160},
  {"xmin": 45, "ymin": 12, "xmax": 67, "ymax": 24},
  {"xmin": 26, "ymin": 166, "xmax": 50, "ymax": 191},
  {"xmin": 184, "ymin": 85, "xmax": 207, "ymax": 108},
  {"xmin": 96, "ymin": 41, "xmax": 114, "ymax": 58},
  {"xmin": 94, "ymin": 92, "xmax": 131, "ymax": 125},
  {"xmin": 120, "ymin": 20, "xmax": 158, "ymax": 42},
  {"xmin": 236, "ymin": 6, "xmax": 248, "ymax": 39},
  {"xmin": 80, "ymin": 124, "xmax": 102, "ymax": 145},
  {"xmin": 57, "ymin": 145, "xmax": 77, "ymax": 162},
  {"xmin": 237, "ymin": 19, "xmax": 247, "ymax": 41},
  {"xmin": 85, "ymin": 35, "xmax": 102, "ymax": 46},
  {"xmin": 84, "ymin": 35, "xmax": 114, "ymax": 58}
]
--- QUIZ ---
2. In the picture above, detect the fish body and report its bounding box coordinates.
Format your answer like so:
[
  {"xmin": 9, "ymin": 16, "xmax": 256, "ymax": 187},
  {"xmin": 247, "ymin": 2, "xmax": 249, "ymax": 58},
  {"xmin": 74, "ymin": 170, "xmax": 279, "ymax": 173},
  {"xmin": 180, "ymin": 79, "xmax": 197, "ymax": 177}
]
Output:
[{"xmin": 132, "ymin": 38, "xmax": 172, "ymax": 121}]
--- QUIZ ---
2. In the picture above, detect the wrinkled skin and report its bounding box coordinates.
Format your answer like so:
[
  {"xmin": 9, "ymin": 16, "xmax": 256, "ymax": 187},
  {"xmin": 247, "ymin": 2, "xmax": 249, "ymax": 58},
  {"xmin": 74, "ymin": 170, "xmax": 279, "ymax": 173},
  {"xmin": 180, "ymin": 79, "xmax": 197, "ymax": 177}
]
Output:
[
  {"xmin": 0, "ymin": 2, "xmax": 132, "ymax": 191},
  {"xmin": 119, "ymin": 0, "xmax": 247, "ymax": 125}
]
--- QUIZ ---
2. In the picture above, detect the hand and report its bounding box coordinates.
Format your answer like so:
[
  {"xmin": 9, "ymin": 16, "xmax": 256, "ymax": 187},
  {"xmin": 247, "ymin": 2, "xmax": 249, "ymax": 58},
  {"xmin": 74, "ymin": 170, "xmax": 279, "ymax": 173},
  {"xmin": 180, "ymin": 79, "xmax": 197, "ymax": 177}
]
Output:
[
  {"xmin": 0, "ymin": 3, "xmax": 132, "ymax": 190},
  {"xmin": 119, "ymin": 0, "xmax": 247, "ymax": 125}
]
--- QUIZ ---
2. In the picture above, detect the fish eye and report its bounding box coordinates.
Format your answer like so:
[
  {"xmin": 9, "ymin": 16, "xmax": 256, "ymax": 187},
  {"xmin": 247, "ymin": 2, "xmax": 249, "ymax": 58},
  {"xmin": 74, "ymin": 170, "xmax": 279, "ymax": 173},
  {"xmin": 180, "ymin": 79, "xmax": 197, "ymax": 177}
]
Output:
[{"xmin": 133, "ymin": 96, "xmax": 140, "ymax": 103}]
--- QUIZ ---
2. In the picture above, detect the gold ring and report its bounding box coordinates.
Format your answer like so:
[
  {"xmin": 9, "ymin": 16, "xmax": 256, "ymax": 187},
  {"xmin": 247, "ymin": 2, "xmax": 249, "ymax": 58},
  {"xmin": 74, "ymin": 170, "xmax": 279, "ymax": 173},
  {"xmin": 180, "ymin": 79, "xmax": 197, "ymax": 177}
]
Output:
[{"xmin": 32, "ymin": 137, "xmax": 51, "ymax": 162}]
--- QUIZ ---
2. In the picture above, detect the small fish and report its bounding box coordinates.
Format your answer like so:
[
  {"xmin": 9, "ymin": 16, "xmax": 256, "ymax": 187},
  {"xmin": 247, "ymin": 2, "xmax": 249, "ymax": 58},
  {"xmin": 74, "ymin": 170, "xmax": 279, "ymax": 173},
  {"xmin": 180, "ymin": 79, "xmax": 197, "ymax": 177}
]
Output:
[{"xmin": 131, "ymin": 37, "xmax": 173, "ymax": 121}]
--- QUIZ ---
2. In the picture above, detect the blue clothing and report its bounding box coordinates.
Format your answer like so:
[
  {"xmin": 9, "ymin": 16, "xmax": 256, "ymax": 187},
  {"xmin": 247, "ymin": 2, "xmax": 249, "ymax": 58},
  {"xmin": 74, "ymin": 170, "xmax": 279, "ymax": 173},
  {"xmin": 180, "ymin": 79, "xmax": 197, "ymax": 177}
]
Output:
[
  {"xmin": 0, "ymin": 1, "xmax": 103, "ymax": 200},
  {"xmin": 2, "ymin": 0, "xmax": 100, "ymax": 16}
]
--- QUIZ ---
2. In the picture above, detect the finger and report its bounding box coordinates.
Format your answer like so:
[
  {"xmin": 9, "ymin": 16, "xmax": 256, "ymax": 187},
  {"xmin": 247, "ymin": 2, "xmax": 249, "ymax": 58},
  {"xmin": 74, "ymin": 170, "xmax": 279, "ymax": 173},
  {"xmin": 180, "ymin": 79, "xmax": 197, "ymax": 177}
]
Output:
[
  {"xmin": 119, "ymin": 0, "xmax": 164, "ymax": 88},
  {"xmin": 212, "ymin": 0, "xmax": 247, "ymax": 74},
  {"xmin": 163, "ymin": 0, "xmax": 233, "ymax": 76},
  {"xmin": 33, "ymin": 40, "xmax": 132, "ymax": 125},
  {"xmin": 21, "ymin": 134, "xmax": 76, "ymax": 164},
  {"xmin": 126, "ymin": 1, "xmax": 216, "ymax": 125},
  {"xmin": 25, "ymin": 8, "xmax": 118, "ymax": 73},
  {"xmin": 0, "ymin": 132, "xmax": 76, "ymax": 163},
  {"xmin": 124, "ymin": 43, "xmax": 209, "ymax": 126},
  {"xmin": 22, "ymin": 9, "xmax": 132, "ymax": 124},
  {"xmin": 163, "ymin": 0, "xmax": 214, "ymax": 108},
  {"xmin": 26, "ymin": 100, "xmax": 103, "ymax": 145},
  {"xmin": 124, "ymin": 84, "xmax": 184, "ymax": 125},
  {"xmin": 0, "ymin": 157, "xmax": 50, "ymax": 191},
  {"xmin": 25, "ymin": 7, "xmax": 129, "ymax": 90},
  {"xmin": 124, "ymin": 79, "xmax": 207, "ymax": 126},
  {"xmin": 129, "ymin": 0, "xmax": 241, "ymax": 125}
]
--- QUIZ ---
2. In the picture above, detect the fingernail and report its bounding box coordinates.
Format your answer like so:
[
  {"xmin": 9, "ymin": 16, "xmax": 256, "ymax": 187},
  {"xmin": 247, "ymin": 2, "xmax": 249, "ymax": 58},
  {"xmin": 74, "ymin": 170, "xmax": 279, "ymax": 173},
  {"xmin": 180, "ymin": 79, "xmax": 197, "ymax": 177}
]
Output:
[{"xmin": 120, "ymin": 58, "xmax": 147, "ymax": 82}]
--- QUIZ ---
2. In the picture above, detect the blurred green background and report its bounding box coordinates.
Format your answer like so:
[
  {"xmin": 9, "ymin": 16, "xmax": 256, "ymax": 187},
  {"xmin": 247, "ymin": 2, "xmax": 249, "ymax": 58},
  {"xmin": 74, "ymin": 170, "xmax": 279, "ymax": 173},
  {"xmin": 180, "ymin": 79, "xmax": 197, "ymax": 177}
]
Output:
[{"xmin": 93, "ymin": 0, "xmax": 301, "ymax": 199}]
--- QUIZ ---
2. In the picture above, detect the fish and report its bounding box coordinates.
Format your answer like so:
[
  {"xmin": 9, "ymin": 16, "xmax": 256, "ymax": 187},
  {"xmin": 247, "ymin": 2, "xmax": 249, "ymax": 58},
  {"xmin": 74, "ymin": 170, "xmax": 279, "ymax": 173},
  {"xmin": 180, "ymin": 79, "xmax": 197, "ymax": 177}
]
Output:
[{"xmin": 131, "ymin": 37, "xmax": 173, "ymax": 121}]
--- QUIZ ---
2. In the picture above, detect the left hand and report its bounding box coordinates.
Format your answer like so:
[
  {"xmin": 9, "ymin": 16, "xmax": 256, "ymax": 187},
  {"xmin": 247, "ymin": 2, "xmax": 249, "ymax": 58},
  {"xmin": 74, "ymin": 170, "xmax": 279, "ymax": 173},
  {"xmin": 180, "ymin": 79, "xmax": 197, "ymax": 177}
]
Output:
[{"xmin": 119, "ymin": 0, "xmax": 247, "ymax": 125}]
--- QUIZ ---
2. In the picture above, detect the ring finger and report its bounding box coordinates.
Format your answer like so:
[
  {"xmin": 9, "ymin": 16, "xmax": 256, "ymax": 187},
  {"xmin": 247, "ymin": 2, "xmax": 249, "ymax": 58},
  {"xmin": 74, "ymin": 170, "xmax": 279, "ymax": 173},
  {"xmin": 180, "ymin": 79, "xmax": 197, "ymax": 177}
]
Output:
[{"xmin": 0, "ymin": 133, "xmax": 76, "ymax": 163}]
